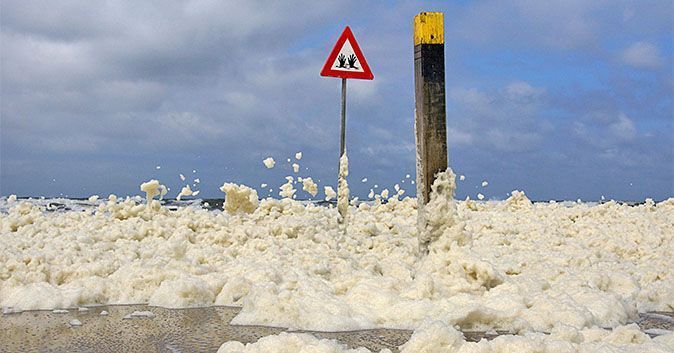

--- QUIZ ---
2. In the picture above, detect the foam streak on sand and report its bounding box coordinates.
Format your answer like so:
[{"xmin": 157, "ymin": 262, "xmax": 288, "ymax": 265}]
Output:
[{"xmin": 1, "ymin": 173, "xmax": 673, "ymax": 351}]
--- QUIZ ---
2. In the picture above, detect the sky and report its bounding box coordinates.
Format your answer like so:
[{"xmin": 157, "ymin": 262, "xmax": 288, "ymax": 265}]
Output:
[{"xmin": 1, "ymin": 0, "xmax": 672, "ymax": 201}]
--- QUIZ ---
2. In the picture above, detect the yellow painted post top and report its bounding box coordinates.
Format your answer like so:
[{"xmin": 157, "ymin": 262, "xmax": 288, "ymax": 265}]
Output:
[{"xmin": 414, "ymin": 12, "xmax": 444, "ymax": 45}]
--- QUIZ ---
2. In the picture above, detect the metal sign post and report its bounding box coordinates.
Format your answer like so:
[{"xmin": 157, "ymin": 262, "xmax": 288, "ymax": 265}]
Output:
[{"xmin": 340, "ymin": 78, "xmax": 347, "ymax": 159}]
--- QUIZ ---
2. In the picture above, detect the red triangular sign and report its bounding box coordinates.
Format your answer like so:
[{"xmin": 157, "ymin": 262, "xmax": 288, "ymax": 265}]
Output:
[{"xmin": 320, "ymin": 26, "xmax": 373, "ymax": 80}]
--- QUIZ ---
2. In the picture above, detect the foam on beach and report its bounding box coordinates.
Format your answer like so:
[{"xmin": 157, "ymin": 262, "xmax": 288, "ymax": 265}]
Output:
[{"xmin": 1, "ymin": 171, "xmax": 672, "ymax": 351}]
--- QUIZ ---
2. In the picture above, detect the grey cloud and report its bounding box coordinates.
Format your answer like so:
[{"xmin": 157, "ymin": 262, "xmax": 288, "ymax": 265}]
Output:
[
  {"xmin": 620, "ymin": 41, "xmax": 665, "ymax": 69},
  {"xmin": 569, "ymin": 111, "xmax": 667, "ymax": 172},
  {"xmin": 0, "ymin": 1, "xmax": 116, "ymax": 41},
  {"xmin": 1, "ymin": 0, "xmax": 350, "ymax": 149},
  {"xmin": 608, "ymin": 113, "xmax": 637, "ymax": 142},
  {"xmin": 448, "ymin": 0, "xmax": 603, "ymax": 50},
  {"xmin": 573, "ymin": 112, "xmax": 638, "ymax": 149},
  {"xmin": 447, "ymin": 81, "xmax": 549, "ymax": 153}
]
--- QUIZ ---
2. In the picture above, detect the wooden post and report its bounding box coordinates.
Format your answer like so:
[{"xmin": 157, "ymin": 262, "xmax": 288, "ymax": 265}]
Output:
[{"xmin": 414, "ymin": 12, "xmax": 447, "ymax": 254}]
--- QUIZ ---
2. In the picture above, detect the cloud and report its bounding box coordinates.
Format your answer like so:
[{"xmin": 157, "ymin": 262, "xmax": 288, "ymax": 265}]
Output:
[
  {"xmin": 570, "ymin": 112, "xmax": 645, "ymax": 169},
  {"xmin": 447, "ymin": 81, "xmax": 548, "ymax": 153},
  {"xmin": 446, "ymin": 128, "xmax": 474, "ymax": 146},
  {"xmin": 0, "ymin": 1, "xmax": 350, "ymax": 150},
  {"xmin": 505, "ymin": 81, "xmax": 545, "ymax": 101},
  {"xmin": 445, "ymin": 0, "xmax": 672, "ymax": 53},
  {"xmin": 608, "ymin": 113, "xmax": 637, "ymax": 142},
  {"xmin": 574, "ymin": 112, "xmax": 637, "ymax": 145},
  {"xmin": 448, "ymin": 0, "xmax": 602, "ymax": 50},
  {"xmin": 620, "ymin": 41, "xmax": 665, "ymax": 69}
]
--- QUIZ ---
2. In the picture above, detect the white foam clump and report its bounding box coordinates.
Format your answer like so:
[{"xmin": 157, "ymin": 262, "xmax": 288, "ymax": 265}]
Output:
[
  {"xmin": 123, "ymin": 311, "xmax": 156, "ymax": 319},
  {"xmin": 128, "ymin": 310, "xmax": 155, "ymax": 318},
  {"xmin": 295, "ymin": 152, "xmax": 302, "ymax": 160},
  {"xmin": 220, "ymin": 183, "xmax": 259, "ymax": 214},
  {"xmin": 397, "ymin": 321, "xmax": 674, "ymax": 353},
  {"xmin": 482, "ymin": 180, "xmax": 488, "ymax": 187},
  {"xmin": 301, "ymin": 177, "xmax": 318, "ymax": 197},
  {"xmin": 176, "ymin": 185, "xmax": 194, "ymax": 201},
  {"xmin": 279, "ymin": 177, "xmax": 296, "ymax": 199},
  {"xmin": 506, "ymin": 190, "xmax": 532, "ymax": 210},
  {"xmin": 394, "ymin": 184, "xmax": 405, "ymax": 199},
  {"xmin": 419, "ymin": 169, "xmax": 468, "ymax": 253},
  {"xmin": 217, "ymin": 332, "xmax": 376, "ymax": 353},
  {"xmin": 337, "ymin": 154, "xmax": 349, "ymax": 220},
  {"xmin": 324, "ymin": 186, "xmax": 336, "ymax": 201},
  {"xmin": 2, "ymin": 181, "xmax": 674, "ymax": 350},
  {"xmin": 460, "ymin": 175, "xmax": 465, "ymax": 181},
  {"xmin": 262, "ymin": 157, "xmax": 275, "ymax": 169},
  {"xmin": 140, "ymin": 179, "xmax": 167, "ymax": 204},
  {"xmin": 155, "ymin": 278, "xmax": 216, "ymax": 309},
  {"xmin": 292, "ymin": 163, "xmax": 300, "ymax": 173},
  {"xmin": 88, "ymin": 195, "xmax": 99, "ymax": 202},
  {"xmin": 140, "ymin": 180, "xmax": 161, "ymax": 202}
]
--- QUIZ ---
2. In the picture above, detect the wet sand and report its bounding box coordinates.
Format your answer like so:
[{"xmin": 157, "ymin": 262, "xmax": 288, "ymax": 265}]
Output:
[{"xmin": 1, "ymin": 305, "xmax": 671, "ymax": 353}]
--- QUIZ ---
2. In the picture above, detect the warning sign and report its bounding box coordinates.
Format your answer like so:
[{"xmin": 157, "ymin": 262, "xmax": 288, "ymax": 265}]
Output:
[{"xmin": 320, "ymin": 26, "xmax": 373, "ymax": 80}]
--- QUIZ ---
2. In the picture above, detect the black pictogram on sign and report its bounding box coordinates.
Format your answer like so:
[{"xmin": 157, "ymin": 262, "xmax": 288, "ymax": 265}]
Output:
[
  {"xmin": 337, "ymin": 54, "xmax": 347, "ymax": 68},
  {"xmin": 336, "ymin": 54, "xmax": 359, "ymax": 70}
]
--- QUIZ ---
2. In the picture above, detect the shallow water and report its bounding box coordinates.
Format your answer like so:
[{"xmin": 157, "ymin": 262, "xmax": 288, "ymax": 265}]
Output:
[{"xmin": 2, "ymin": 305, "xmax": 671, "ymax": 353}]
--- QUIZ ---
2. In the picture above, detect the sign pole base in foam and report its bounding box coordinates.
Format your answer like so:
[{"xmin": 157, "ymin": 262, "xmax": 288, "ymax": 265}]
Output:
[{"xmin": 321, "ymin": 26, "xmax": 373, "ymax": 223}]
